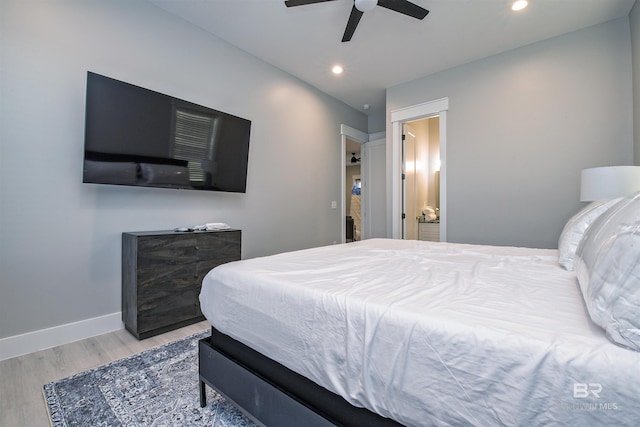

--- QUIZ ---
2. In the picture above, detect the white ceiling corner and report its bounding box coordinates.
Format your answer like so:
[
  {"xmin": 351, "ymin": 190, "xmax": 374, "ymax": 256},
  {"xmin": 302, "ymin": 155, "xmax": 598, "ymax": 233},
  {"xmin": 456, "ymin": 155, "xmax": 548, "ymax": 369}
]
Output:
[{"xmin": 148, "ymin": 0, "xmax": 636, "ymax": 116}]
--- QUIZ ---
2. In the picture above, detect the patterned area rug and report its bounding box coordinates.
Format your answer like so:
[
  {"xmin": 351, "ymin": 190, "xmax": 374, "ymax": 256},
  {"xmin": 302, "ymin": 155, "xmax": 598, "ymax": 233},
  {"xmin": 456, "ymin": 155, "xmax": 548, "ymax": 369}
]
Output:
[{"xmin": 43, "ymin": 331, "xmax": 257, "ymax": 426}]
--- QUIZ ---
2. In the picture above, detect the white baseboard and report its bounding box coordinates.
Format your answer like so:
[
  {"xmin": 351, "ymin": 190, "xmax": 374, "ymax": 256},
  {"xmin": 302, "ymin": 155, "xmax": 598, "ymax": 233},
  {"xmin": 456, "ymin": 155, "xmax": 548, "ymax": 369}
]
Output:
[{"xmin": 0, "ymin": 312, "xmax": 124, "ymax": 362}]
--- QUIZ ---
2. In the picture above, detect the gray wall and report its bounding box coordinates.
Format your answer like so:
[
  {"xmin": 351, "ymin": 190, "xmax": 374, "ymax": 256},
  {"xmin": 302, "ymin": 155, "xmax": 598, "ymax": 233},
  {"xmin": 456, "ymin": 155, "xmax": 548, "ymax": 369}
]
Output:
[
  {"xmin": 0, "ymin": 0, "xmax": 366, "ymax": 339},
  {"xmin": 632, "ymin": 1, "xmax": 640, "ymax": 166},
  {"xmin": 368, "ymin": 110, "xmax": 386, "ymax": 134},
  {"xmin": 387, "ymin": 18, "xmax": 634, "ymax": 249}
]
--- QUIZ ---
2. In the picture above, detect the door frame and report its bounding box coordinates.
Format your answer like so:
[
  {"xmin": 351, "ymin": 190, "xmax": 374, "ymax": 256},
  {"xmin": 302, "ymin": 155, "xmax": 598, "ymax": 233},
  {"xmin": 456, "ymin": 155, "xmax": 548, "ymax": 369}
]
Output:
[
  {"xmin": 402, "ymin": 123, "xmax": 417, "ymax": 240},
  {"xmin": 340, "ymin": 124, "xmax": 368, "ymax": 243},
  {"xmin": 390, "ymin": 97, "xmax": 449, "ymax": 240}
]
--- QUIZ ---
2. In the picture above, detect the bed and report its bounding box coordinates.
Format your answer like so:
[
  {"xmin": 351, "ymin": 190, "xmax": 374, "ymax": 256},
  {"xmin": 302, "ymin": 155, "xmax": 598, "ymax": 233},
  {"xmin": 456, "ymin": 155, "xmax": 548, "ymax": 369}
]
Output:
[{"xmin": 198, "ymin": 192, "xmax": 640, "ymax": 426}]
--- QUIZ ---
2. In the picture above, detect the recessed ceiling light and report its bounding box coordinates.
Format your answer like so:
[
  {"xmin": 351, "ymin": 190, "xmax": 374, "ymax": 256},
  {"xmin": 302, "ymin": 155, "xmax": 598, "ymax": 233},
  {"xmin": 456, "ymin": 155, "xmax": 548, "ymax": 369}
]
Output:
[
  {"xmin": 511, "ymin": 0, "xmax": 528, "ymax": 11},
  {"xmin": 332, "ymin": 65, "xmax": 343, "ymax": 75}
]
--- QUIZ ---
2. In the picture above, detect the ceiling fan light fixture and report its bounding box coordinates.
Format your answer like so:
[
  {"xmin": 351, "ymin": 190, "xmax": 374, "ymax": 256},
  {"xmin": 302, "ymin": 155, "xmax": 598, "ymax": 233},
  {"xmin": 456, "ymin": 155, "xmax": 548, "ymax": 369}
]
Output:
[
  {"xmin": 511, "ymin": 0, "xmax": 528, "ymax": 11},
  {"xmin": 355, "ymin": 0, "xmax": 377, "ymax": 13},
  {"xmin": 286, "ymin": 0, "xmax": 429, "ymax": 43}
]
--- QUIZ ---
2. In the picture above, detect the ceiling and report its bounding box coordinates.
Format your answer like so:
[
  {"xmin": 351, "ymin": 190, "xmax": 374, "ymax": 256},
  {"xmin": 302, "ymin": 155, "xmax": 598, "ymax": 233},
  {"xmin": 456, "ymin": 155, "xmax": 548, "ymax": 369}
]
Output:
[{"xmin": 149, "ymin": 0, "xmax": 636, "ymax": 117}]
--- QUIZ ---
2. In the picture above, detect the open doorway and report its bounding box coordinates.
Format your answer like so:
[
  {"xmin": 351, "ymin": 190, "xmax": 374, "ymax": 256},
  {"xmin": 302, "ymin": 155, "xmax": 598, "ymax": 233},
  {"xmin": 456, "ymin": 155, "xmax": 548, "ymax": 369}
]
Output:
[
  {"xmin": 403, "ymin": 117, "xmax": 441, "ymax": 241},
  {"xmin": 390, "ymin": 97, "xmax": 448, "ymax": 241},
  {"xmin": 346, "ymin": 138, "xmax": 362, "ymax": 242},
  {"xmin": 340, "ymin": 125, "xmax": 367, "ymax": 243}
]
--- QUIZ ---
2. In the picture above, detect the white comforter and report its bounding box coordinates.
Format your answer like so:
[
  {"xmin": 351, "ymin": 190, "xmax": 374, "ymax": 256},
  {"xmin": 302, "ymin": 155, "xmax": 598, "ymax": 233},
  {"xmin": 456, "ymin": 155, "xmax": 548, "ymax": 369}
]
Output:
[{"xmin": 200, "ymin": 239, "xmax": 640, "ymax": 426}]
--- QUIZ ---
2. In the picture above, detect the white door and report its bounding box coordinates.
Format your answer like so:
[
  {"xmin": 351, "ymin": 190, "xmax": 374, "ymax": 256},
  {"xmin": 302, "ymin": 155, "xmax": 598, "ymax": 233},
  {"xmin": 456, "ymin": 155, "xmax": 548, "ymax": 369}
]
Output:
[
  {"xmin": 402, "ymin": 124, "xmax": 418, "ymax": 239},
  {"xmin": 364, "ymin": 137, "xmax": 386, "ymax": 238}
]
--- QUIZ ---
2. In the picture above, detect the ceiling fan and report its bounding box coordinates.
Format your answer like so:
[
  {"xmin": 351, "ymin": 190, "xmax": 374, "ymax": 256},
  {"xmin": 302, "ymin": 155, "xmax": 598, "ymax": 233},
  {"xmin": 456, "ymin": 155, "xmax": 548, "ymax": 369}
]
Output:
[{"xmin": 284, "ymin": 0, "xmax": 429, "ymax": 42}]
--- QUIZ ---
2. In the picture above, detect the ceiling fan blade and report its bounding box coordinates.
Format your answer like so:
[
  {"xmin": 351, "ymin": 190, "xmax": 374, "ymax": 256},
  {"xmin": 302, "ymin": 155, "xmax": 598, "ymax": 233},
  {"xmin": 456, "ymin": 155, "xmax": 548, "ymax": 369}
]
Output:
[
  {"xmin": 377, "ymin": 0, "xmax": 429, "ymax": 19},
  {"xmin": 284, "ymin": 0, "xmax": 336, "ymax": 7},
  {"xmin": 342, "ymin": 5, "xmax": 364, "ymax": 42}
]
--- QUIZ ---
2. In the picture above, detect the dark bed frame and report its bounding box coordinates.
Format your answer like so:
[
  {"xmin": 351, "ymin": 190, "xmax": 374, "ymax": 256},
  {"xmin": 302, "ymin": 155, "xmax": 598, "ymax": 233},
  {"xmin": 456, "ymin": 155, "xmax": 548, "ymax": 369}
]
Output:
[{"xmin": 199, "ymin": 327, "xmax": 405, "ymax": 427}]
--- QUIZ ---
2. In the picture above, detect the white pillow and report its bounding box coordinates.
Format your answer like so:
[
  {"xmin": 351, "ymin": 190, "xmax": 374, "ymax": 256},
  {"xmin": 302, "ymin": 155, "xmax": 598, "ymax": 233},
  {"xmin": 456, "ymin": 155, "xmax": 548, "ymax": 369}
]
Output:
[
  {"xmin": 557, "ymin": 198, "xmax": 621, "ymax": 271},
  {"xmin": 574, "ymin": 191, "xmax": 640, "ymax": 351}
]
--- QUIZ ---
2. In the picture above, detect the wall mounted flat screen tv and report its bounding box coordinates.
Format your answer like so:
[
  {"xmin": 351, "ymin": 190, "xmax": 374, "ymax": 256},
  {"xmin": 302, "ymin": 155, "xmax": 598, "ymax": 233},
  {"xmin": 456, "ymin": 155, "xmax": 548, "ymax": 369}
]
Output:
[{"xmin": 83, "ymin": 72, "xmax": 251, "ymax": 193}]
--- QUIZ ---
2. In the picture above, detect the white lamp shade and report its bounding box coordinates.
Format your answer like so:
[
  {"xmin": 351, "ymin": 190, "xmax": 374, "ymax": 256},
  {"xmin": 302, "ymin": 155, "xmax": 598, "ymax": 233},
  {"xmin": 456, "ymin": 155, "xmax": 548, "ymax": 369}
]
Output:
[{"xmin": 580, "ymin": 166, "xmax": 640, "ymax": 201}]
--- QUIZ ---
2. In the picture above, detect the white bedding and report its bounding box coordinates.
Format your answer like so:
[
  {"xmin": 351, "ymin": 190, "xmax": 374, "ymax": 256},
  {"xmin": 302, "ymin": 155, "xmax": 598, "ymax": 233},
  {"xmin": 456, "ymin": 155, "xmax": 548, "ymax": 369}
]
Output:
[{"xmin": 200, "ymin": 238, "xmax": 640, "ymax": 426}]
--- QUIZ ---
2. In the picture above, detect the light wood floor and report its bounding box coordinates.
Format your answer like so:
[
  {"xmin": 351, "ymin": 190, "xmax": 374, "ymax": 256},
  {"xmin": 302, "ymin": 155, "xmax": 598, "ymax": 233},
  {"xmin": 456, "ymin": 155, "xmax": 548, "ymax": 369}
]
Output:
[{"xmin": 0, "ymin": 321, "xmax": 210, "ymax": 427}]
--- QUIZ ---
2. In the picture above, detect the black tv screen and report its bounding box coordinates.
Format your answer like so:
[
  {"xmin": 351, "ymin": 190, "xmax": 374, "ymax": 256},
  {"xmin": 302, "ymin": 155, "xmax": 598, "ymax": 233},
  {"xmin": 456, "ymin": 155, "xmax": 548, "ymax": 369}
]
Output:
[{"xmin": 83, "ymin": 72, "xmax": 251, "ymax": 193}]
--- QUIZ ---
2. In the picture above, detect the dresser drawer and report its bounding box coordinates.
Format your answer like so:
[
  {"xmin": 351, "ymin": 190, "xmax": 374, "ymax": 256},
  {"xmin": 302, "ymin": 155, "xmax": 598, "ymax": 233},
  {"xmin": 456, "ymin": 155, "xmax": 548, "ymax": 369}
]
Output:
[
  {"xmin": 123, "ymin": 229, "xmax": 241, "ymax": 339},
  {"xmin": 418, "ymin": 222, "xmax": 440, "ymax": 242}
]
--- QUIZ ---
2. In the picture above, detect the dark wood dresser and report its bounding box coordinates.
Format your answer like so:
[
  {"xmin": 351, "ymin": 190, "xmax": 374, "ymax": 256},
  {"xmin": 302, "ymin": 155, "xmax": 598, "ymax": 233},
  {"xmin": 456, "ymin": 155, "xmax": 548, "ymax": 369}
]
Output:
[{"xmin": 122, "ymin": 229, "xmax": 241, "ymax": 339}]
